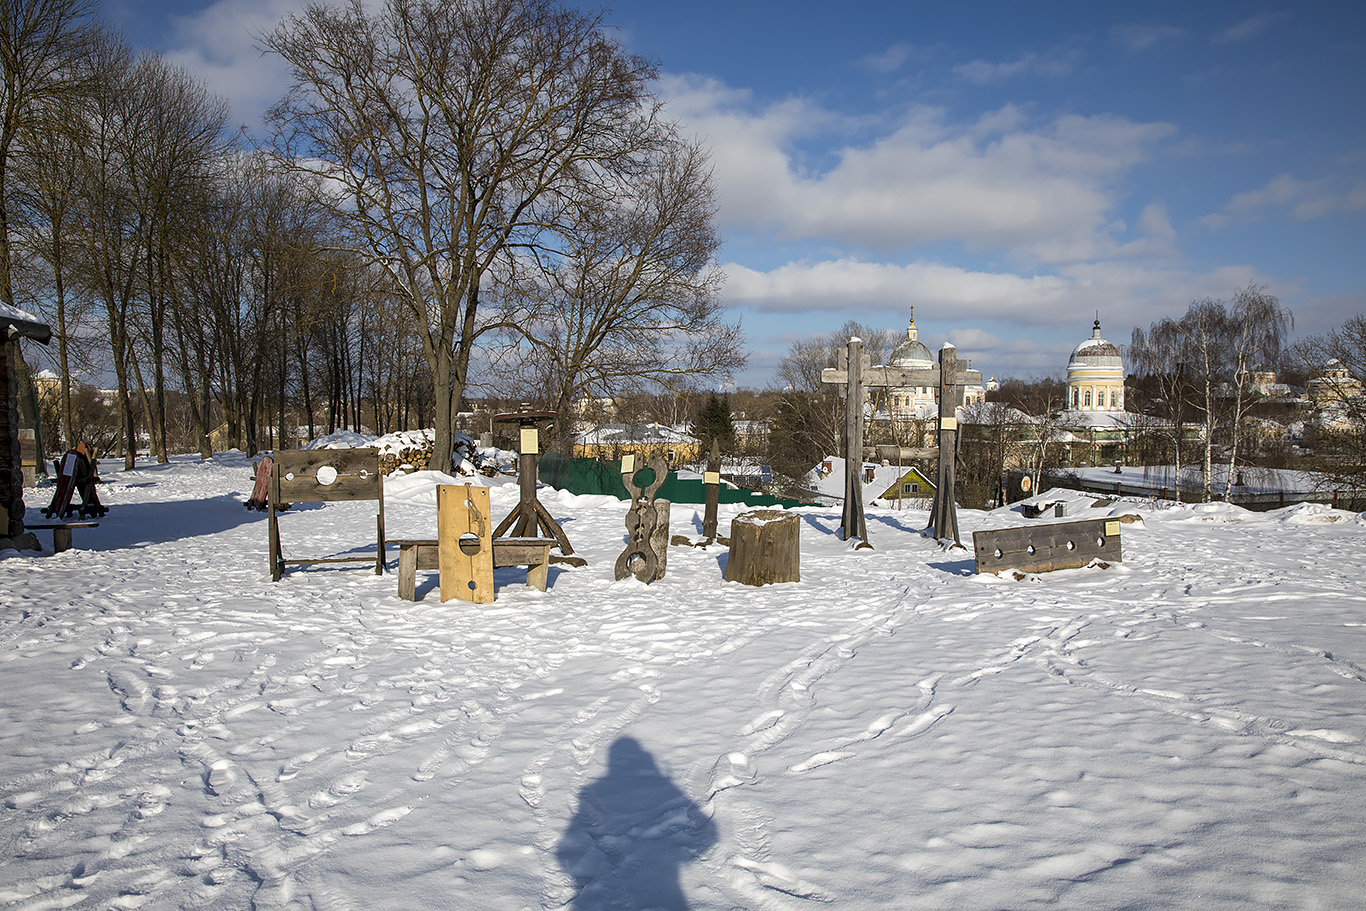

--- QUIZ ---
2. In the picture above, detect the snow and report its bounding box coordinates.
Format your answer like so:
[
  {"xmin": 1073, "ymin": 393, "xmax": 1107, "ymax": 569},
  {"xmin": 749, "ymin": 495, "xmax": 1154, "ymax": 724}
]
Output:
[{"xmin": 5, "ymin": 450, "xmax": 1366, "ymax": 910}]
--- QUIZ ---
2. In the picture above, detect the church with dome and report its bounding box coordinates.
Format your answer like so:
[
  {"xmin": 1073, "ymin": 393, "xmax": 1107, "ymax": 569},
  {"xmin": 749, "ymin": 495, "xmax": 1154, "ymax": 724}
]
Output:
[
  {"xmin": 1066, "ymin": 319, "xmax": 1125, "ymax": 414},
  {"xmin": 882, "ymin": 310, "xmax": 987, "ymax": 419}
]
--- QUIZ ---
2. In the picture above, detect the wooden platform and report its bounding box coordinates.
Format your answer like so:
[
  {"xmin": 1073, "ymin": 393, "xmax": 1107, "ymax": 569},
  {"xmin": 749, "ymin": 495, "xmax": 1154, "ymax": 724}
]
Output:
[{"xmin": 391, "ymin": 537, "xmax": 556, "ymax": 601}]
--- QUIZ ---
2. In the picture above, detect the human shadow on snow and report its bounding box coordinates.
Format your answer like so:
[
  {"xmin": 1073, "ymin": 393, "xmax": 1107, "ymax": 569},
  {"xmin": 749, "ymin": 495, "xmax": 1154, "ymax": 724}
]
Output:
[{"xmin": 557, "ymin": 737, "xmax": 717, "ymax": 910}]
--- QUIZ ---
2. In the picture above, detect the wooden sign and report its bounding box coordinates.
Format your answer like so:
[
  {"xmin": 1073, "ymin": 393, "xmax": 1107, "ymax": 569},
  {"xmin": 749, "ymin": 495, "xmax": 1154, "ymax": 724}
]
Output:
[{"xmin": 438, "ymin": 484, "xmax": 494, "ymax": 603}]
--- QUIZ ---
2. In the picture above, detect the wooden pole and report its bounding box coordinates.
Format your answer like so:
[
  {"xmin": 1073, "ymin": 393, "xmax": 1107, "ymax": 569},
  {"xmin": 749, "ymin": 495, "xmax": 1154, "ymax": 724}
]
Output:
[
  {"xmin": 932, "ymin": 344, "xmax": 961, "ymax": 544},
  {"xmin": 841, "ymin": 338, "xmax": 869, "ymax": 546}
]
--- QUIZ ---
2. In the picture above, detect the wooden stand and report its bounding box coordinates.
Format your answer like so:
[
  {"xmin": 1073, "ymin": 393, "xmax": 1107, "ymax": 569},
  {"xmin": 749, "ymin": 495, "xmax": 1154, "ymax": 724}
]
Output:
[
  {"xmin": 392, "ymin": 536, "xmax": 554, "ymax": 601},
  {"xmin": 490, "ymin": 409, "xmax": 582, "ymax": 566},
  {"xmin": 269, "ymin": 448, "xmax": 385, "ymax": 581},
  {"xmin": 725, "ymin": 510, "xmax": 800, "ymax": 586}
]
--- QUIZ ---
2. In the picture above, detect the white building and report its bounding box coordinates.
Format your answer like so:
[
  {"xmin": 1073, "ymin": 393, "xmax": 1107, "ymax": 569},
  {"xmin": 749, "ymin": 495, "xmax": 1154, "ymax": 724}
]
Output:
[
  {"xmin": 1066, "ymin": 319, "xmax": 1125, "ymax": 413},
  {"xmin": 883, "ymin": 311, "xmax": 937, "ymax": 417}
]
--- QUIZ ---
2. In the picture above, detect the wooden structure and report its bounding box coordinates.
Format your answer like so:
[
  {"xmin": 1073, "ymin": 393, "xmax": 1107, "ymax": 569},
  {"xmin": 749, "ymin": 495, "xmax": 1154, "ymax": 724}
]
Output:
[
  {"xmin": 26, "ymin": 520, "xmax": 98, "ymax": 553},
  {"xmin": 672, "ymin": 439, "xmax": 724, "ymax": 547},
  {"xmin": 972, "ymin": 517, "xmax": 1121, "ymax": 575},
  {"xmin": 821, "ymin": 338, "xmax": 981, "ymax": 547},
  {"xmin": 1, "ymin": 305, "xmax": 50, "ymax": 552},
  {"xmin": 438, "ymin": 483, "xmax": 494, "ymax": 603},
  {"xmin": 614, "ymin": 454, "xmax": 670, "ymax": 583},
  {"xmin": 268, "ymin": 448, "xmax": 385, "ymax": 580},
  {"xmin": 391, "ymin": 536, "xmax": 554, "ymax": 601},
  {"xmin": 725, "ymin": 510, "xmax": 799, "ymax": 586},
  {"xmin": 491, "ymin": 409, "xmax": 582, "ymax": 566}
]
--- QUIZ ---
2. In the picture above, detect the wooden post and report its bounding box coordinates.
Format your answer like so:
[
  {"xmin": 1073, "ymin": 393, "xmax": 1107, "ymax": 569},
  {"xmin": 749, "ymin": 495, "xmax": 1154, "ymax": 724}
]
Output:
[
  {"xmin": 842, "ymin": 339, "xmax": 869, "ymax": 545},
  {"xmin": 930, "ymin": 344, "xmax": 961, "ymax": 544},
  {"xmin": 703, "ymin": 438, "xmax": 721, "ymax": 541},
  {"xmin": 725, "ymin": 510, "xmax": 800, "ymax": 586}
]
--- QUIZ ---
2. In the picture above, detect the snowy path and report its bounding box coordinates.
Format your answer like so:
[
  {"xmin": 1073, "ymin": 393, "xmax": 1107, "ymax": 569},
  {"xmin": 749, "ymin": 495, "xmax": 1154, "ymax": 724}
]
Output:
[{"xmin": 3, "ymin": 454, "xmax": 1366, "ymax": 910}]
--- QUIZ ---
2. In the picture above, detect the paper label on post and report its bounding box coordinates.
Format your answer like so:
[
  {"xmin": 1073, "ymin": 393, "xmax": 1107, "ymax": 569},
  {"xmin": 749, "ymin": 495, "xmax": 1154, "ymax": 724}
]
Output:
[
  {"xmin": 1105, "ymin": 521, "xmax": 1121, "ymax": 536},
  {"xmin": 621, "ymin": 454, "xmax": 635, "ymax": 474},
  {"xmin": 940, "ymin": 417, "xmax": 958, "ymax": 431},
  {"xmin": 520, "ymin": 428, "xmax": 538, "ymax": 455},
  {"xmin": 703, "ymin": 471, "xmax": 720, "ymax": 485}
]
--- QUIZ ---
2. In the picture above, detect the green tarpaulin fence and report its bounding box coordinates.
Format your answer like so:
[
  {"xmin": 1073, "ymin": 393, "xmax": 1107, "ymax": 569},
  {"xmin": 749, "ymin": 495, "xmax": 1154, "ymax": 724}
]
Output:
[{"xmin": 538, "ymin": 453, "xmax": 809, "ymax": 509}]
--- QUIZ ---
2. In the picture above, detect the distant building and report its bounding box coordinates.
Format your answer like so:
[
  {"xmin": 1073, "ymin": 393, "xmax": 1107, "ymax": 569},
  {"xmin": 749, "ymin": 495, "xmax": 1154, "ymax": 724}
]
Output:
[
  {"xmin": 1066, "ymin": 319, "xmax": 1125, "ymax": 413},
  {"xmin": 1308, "ymin": 359, "xmax": 1362, "ymax": 406},
  {"xmin": 572, "ymin": 423, "xmax": 699, "ymax": 467},
  {"xmin": 883, "ymin": 310, "xmax": 937, "ymax": 416}
]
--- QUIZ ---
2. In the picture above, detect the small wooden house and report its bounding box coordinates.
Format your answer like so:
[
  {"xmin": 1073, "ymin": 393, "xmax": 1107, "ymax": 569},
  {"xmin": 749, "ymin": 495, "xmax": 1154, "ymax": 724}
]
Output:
[
  {"xmin": 2, "ymin": 304, "xmax": 51, "ymax": 551},
  {"xmin": 875, "ymin": 465, "xmax": 937, "ymax": 503}
]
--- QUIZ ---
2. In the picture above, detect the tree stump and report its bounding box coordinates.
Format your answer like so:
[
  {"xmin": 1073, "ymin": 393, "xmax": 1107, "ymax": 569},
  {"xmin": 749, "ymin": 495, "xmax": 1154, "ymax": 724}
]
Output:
[{"xmin": 725, "ymin": 510, "xmax": 799, "ymax": 586}]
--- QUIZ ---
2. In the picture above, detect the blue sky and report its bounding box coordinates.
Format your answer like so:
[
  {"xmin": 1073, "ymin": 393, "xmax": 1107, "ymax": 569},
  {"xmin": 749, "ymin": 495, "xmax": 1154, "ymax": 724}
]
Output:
[{"xmin": 107, "ymin": 0, "xmax": 1366, "ymax": 388}]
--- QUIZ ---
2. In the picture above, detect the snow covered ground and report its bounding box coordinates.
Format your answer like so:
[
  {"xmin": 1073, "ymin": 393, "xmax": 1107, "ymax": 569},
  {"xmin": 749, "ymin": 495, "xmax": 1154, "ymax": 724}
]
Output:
[{"xmin": 4, "ymin": 451, "xmax": 1366, "ymax": 910}]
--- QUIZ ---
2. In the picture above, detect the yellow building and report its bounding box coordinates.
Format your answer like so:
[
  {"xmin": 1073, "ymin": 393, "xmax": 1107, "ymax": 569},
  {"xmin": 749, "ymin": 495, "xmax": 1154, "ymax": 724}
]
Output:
[
  {"xmin": 571, "ymin": 423, "xmax": 700, "ymax": 467},
  {"xmin": 1067, "ymin": 319, "xmax": 1125, "ymax": 413}
]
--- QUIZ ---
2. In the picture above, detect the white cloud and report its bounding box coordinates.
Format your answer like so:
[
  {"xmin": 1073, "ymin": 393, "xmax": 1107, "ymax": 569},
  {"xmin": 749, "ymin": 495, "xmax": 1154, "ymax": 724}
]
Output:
[
  {"xmin": 1212, "ymin": 12, "xmax": 1288, "ymax": 46},
  {"xmin": 663, "ymin": 76, "xmax": 1175, "ymax": 265},
  {"xmin": 953, "ymin": 53, "xmax": 1074, "ymax": 85},
  {"xmin": 1110, "ymin": 23, "xmax": 1186, "ymax": 53},
  {"xmin": 159, "ymin": 0, "xmax": 310, "ymax": 130},
  {"xmin": 859, "ymin": 42, "xmax": 915, "ymax": 75},
  {"xmin": 1204, "ymin": 173, "xmax": 1366, "ymax": 225},
  {"xmin": 721, "ymin": 256, "xmax": 1270, "ymax": 331}
]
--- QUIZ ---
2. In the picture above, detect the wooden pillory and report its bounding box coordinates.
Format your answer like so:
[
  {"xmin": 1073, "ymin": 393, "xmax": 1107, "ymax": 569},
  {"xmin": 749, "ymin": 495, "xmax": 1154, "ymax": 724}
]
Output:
[
  {"xmin": 269, "ymin": 448, "xmax": 385, "ymax": 581},
  {"xmin": 821, "ymin": 337, "xmax": 981, "ymax": 548},
  {"xmin": 972, "ymin": 517, "xmax": 1122, "ymax": 575}
]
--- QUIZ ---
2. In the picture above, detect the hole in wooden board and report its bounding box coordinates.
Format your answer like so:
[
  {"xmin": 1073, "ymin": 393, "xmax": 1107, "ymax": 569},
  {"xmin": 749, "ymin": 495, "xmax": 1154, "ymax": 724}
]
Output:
[
  {"xmin": 285, "ymin": 472, "xmax": 295, "ymax": 481},
  {"xmin": 1066, "ymin": 540, "xmax": 1075, "ymax": 550},
  {"xmin": 316, "ymin": 465, "xmax": 338, "ymax": 485},
  {"xmin": 626, "ymin": 552, "xmax": 646, "ymax": 572},
  {"xmin": 459, "ymin": 533, "xmax": 482, "ymax": 556},
  {"xmin": 1096, "ymin": 536, "xmax": 1106, "ymax": 547},
  {"xmin": 994, "ymin": 548, "xmax": 1003, "ymax": 559},
  {"xmin": 1026, "ymin": 545, "xmax": 1036, "ymax": 556},
  {"xmin": 467, "ymin": 581, "xmax": 476, "ymax": 591}
]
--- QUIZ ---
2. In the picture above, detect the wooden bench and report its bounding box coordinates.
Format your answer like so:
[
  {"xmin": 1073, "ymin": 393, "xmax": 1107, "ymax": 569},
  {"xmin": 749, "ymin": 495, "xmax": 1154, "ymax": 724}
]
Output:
[
  {"xmin": 391, "ymin": 537, "xmax": 556, "ymax": 601},
  {"xmin": 26, "ymin": 522, "xmax": 100, "ymax": 553}
]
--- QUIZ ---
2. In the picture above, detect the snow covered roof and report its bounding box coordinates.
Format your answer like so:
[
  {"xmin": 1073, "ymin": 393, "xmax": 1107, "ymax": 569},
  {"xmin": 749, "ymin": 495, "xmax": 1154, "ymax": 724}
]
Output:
[
  {"xmin": 0, "ymin": 301, "xmax": 50, "ymax": 343},
  {"xmin": 575, "ymin": 423, "xmax": 697, "ymax": 445},
  {"xmin": 1068, "ymin": 319, "xmax": 1121, "ymax": 369}
]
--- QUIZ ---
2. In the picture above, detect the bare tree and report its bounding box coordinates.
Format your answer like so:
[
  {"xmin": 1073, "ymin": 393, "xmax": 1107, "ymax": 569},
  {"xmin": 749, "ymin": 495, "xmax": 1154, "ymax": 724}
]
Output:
[
  {"xmin": 1296, "ymin": 314, "xmax": 1366, "ymax": 490},
  {"xmin": 0, "ymin": 0, "xmax": 97, "ymax": 309},
  {"xmin": 265, "ymin": 0, "xmax": 666, "ymax": 473},
  {"xmin": 499, "ymin": 138, "xmax": 742, "ymax": 438},
  {"xmin": 1220, "ymin": 283, "xmax": 1292, "ymax": 499}
]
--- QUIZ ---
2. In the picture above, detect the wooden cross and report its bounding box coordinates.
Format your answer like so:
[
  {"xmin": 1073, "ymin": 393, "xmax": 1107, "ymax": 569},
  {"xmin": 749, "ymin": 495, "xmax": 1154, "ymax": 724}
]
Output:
[{"xmin": 820, "ymin": 337, "xmax": 981, "ymax": 547}]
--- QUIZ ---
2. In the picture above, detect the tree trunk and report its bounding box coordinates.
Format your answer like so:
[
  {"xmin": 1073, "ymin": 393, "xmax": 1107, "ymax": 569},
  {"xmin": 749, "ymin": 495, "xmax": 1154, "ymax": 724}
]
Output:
[{"xmin": 725, "ymin": 510, "xmax": 800, "ymax": 586}]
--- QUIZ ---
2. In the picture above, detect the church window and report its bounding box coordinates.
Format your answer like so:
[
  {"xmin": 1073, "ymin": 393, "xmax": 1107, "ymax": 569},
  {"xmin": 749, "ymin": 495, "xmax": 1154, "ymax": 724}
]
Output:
[{"xmin": 1084, "ymin": 390, "xmax": 1092, "ymax": 408}]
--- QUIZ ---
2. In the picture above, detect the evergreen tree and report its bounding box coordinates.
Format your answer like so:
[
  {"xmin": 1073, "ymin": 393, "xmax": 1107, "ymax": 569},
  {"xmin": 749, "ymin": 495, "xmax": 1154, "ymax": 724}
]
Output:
[{"xmin": 691, "ymin": 392, "xmax": 735, "ymax": 457}]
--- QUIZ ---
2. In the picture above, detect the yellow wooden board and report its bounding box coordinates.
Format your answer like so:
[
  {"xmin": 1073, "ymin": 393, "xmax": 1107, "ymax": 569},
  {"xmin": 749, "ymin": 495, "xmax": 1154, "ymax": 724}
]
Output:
[{"xmin": 438, "ymin": 484, "xmax": 494, "ymax": 603}]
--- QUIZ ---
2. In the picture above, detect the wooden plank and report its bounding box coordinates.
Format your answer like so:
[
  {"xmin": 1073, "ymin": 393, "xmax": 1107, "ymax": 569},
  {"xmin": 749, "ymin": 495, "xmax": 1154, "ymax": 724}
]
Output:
[
  {"xmin": 973, "ymin": 518, "xmax": 1121, "ymax": 574},
  {"xmin": 273, "ymin": 448, "xmax": 381, "ymax": 503},
  {"xmin": 438, "ymin": 484, "xmax": 494, "ymax": 603}
]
